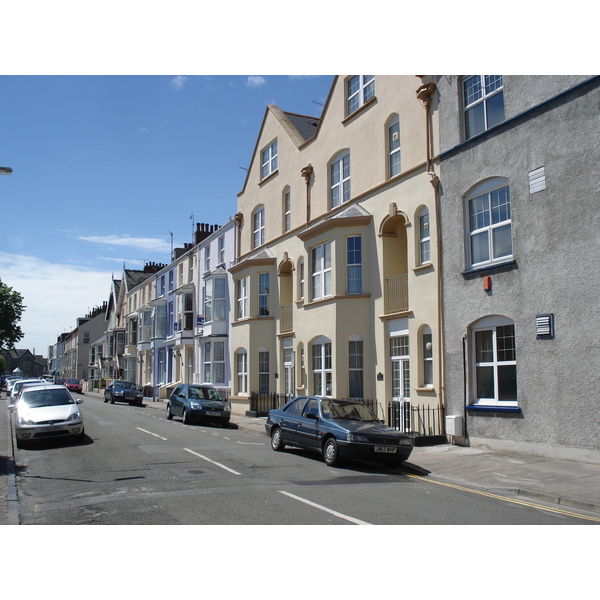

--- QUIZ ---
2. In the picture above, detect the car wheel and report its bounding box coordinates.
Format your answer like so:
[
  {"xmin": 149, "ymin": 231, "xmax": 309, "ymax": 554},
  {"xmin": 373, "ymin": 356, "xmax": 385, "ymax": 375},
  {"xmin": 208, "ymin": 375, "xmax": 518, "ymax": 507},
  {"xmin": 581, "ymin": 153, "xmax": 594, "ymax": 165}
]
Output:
[
  {"xmin": 110, "ymin": 395, "xmax": 115, "ymax": 404},
  {"xmin": 166, "ymin": 405, "xmax": 173, "ymax": 420},
  {"xmin": 323, "ymin": 437, "xmax": 341, "ymax": 467},
  {"xmin": 103, "ymin": 396, "xmax": 108, "ymax": 403},
  {"xmin": 16, "ymin": 437, "xmax": 28, "ymax": 450},
  {"xmin": 182, "ymin": 408, "xmax": 189, "ymax": 424},
  {"xmin": 271, "ymin": 427, "xmax": 285, "ymax": 451}
]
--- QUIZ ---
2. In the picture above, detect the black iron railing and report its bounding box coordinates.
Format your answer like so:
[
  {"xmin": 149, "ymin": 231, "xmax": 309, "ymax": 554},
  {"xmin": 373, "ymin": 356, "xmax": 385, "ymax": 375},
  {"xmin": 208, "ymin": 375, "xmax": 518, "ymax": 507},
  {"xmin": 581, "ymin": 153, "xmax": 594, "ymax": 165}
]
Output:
[{"xmin": 388, "ymin": 401, "xmax": 445, "ymax": 436}]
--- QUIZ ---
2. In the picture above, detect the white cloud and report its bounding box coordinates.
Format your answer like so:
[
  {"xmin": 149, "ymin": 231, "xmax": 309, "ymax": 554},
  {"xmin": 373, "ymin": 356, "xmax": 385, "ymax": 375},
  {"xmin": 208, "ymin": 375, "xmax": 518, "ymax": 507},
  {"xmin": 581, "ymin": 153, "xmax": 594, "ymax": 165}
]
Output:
[
  {"xmin": 0, "ymin": 252, "xmax": 114, "ymax": 355},
  {"xmin": 170, "ymin": 75, "xmax": 189, "ymax": 90},
  {"xmin": 79, "ymin": 235, "xmax": 171, "ymax": 252},
  {"xmin": 246, "ymin": 76, "xmax": 266, "ymax": 88}
]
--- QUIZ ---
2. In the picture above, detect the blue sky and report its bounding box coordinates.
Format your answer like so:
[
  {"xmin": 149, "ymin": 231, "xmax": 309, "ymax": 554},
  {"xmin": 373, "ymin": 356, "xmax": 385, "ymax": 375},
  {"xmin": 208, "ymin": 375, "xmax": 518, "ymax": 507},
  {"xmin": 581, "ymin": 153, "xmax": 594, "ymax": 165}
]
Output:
[{"xmin": 0, "ymin": 75, "xmax": 334, "ymax": 354}]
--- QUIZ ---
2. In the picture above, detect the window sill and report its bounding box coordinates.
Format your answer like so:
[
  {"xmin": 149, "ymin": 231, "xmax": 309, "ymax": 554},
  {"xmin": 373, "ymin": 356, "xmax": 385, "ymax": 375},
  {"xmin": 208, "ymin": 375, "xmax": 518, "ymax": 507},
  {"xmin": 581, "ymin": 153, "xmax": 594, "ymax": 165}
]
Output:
[
  {"xmin": 259, "ymin": 170, "xmax": 278, "ymax": 186},
  {"xmin": 461, "ymin": 259, "xmax": 517, "ymax": 279},
  {"xmin": 342, "ymin": 96, "xmax": 377, "ymax": 124},
  {"xmin": 413, "ymin": 263, "xmax": 434, "ymax": 275},
  {"xmin": 466, "ymin": 405, "xmax": 521, "ymax": 413}
]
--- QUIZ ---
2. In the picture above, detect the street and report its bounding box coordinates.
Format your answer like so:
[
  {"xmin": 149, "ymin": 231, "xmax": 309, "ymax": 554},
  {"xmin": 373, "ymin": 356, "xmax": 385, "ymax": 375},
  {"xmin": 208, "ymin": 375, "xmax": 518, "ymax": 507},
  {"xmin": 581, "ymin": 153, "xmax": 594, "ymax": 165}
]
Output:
[{"xmin": 10, "ymin": 393, "xmax": 597, "ymax": 526}]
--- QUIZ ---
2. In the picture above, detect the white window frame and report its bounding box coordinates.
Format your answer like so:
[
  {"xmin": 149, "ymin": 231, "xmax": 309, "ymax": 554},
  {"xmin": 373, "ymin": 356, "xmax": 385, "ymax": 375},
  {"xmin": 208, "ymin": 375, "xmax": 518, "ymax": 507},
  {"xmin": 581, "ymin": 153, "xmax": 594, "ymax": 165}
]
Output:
[
  {"xmin": 471, "ymin": 316, "xmax": 517, "ymax": 406},
  {"xmin": 388, "ymin": 114, "xmax": 401, "ymax": 178},
  {"xmin": 253, "ymin": 206, "xmax": 265, "ymax": 249},
  {"xmin": 422, "ymin": 327, "xmax": 433, "ymax": 387},
  {"xmin": 236, "ymin": 276, "xmax": 248, "ymax": 320},
  {"xmin": 258, "ymin": 349, "xmax": 269, "ymax": 394},
  {"xmin": 311, "ymin": 241, "xmax": 332, "ymax": 301},
  {"xmin": 466, "ymin": 179, "xmax": 512, "ymax": 270},
  {"xmin": 463, "ymin": 75, "xmax": 505, "ymax": 139},
  {"xmin": 261, "ymin": 140, "xmax": 278, "ymax": 180},
  {"xmin": 330, "ymin": 152, "xmax": 351, "ymax": 209},
  {"xmin": 418, "ymin": 207, "xmax": 431, "ymax": 265},
  {"xmin": 347, "ymin": 235, "xmax": 362, "ymax": 295},
  {"xmin": 283, "ymin": 187, "xmax": 291, "ymax": 232},
  {"xmin": 258, "ymin": 272, "xmax": 270, "ymax": 317},
  {"xmin": 348, "ymin": 336, "xmax": 363, "ymax": 399},
  {"xmin": 205, "ymin": 245, "xmax": 211, "ymax": 272},
  {"xmin": 218, "ymin": 235, "xmax": 225, "ymax": 265},
  {"xmin": 312, "ymin": 338, "xmax": 332, "ymax": 397},
  {"xmin": 347, "ymin": 75, "xmax": 375, "ymax": 115},
  {"xmin": 236, "ymin": 350, "xmax": 248, "ymax": 395}
]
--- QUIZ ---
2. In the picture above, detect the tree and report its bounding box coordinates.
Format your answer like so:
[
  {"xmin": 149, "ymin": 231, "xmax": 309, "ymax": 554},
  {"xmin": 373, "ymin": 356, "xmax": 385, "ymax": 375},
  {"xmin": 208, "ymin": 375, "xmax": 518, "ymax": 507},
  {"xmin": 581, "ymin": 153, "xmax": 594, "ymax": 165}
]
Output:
[{"xmin": 0, "ymin": 278, "xmax": 25, "ymax": 349}]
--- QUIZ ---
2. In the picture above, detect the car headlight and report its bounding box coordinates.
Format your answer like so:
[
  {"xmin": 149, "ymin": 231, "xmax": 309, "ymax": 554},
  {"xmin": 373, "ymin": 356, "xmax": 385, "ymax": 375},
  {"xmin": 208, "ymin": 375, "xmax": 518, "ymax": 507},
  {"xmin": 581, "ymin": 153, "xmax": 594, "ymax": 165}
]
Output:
[
  {"xmin": 347, "ymin": 433, "xmax": 369, "ymax": 442},
  {"xmin": 397, "ymin": 438, "xmax": 412, "ymax": 446},
  {"xmin": 67, "ymin": 412, "xmax": 81, "ymax": 422},
  {"xmin": 19, "ymin": 417, "xmax": 35, "ymax": 425},
  {"xmin": 190, "ymin": 402, "xmax": 200, "ymax": 409}
]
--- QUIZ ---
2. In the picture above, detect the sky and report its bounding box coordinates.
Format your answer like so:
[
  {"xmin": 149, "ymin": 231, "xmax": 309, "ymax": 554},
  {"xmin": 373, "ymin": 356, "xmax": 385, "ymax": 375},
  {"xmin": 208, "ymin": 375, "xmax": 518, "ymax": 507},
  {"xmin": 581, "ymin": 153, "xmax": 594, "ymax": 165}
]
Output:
[
  {"xmin": 0, "ymin": 74, "xmax": 334, "ymax": 354},
  {"xmin": 0, "ymin": 4, "xmax": 592, "ymax": 358}
]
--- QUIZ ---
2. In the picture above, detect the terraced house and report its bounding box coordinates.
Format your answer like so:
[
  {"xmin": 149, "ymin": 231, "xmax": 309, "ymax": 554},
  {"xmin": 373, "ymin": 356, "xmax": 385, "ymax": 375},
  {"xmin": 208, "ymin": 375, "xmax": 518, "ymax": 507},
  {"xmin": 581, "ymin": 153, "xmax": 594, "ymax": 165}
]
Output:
[
  {"xmin": 436, "ymin": 75, "xmax": 600, "ymax": 462},
  {"xmin": 230, "ymin": 75, "xmax": 443, "ymax": 435}
]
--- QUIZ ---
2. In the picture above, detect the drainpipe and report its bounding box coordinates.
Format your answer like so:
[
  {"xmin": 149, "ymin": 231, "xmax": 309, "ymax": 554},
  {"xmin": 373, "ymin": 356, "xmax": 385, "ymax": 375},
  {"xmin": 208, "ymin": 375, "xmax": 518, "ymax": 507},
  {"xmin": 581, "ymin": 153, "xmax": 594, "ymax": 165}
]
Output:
[
  {"xmin": 233, "ymin": 212, "xmax": 243, "ymax": 262},
  {"xmin": 416, "ymin": 80, "xmax": 445, "ymax": 415},
  {"xmin": 301, "ymin": 164, "xmax": 313, "ymax": 225}
]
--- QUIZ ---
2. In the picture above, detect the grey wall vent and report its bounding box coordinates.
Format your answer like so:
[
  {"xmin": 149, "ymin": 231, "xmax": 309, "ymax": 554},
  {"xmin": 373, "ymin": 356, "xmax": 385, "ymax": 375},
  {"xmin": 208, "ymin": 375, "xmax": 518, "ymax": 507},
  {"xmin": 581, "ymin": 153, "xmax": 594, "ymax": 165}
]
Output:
[{"xmin": 536, "ymin": 313, "xmax": 554, "ymax": 339}]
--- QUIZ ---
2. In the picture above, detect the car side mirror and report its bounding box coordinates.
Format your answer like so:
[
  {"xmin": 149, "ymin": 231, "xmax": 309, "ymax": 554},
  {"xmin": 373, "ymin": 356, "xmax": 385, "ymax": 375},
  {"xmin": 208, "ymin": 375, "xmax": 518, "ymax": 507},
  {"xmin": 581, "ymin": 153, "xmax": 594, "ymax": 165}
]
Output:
[
  {"xmin": 178, "ymin": 393, "xmax": 186, "ymax": 399},
  {"xmin": 306, "ymin": 413, "xmax": 318, "ymax": 420},
  {"xmin": 8, "ymin": 404, "xmax": 15, "ymax": 412},
  {"xmin": 76, "ymin": 399, "xmax": 83, "ymax": 404}
]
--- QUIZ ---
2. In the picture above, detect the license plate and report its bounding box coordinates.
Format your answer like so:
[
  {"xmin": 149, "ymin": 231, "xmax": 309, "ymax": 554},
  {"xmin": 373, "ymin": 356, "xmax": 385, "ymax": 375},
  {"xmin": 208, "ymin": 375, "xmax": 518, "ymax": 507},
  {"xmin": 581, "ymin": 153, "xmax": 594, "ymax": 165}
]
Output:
[
  {"xmin": 206, "ymin": 411, "xmax": 222, "ymax": 417},
  {"xmin": 41, "ymin": 426, "xmax": 64, "ymax": 432},
  {"xmin": 374, "ymin": 446, "xmax": 397, "ymax": 454}
]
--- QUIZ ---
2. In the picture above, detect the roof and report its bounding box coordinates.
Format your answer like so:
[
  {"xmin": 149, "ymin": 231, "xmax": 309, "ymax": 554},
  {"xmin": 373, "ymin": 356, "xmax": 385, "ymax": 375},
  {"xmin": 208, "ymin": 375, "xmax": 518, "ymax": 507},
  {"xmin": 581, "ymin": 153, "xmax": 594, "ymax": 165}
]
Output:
[{"xmin": 283, "ymin": 111, "xmax": 320, "ymax": 142}]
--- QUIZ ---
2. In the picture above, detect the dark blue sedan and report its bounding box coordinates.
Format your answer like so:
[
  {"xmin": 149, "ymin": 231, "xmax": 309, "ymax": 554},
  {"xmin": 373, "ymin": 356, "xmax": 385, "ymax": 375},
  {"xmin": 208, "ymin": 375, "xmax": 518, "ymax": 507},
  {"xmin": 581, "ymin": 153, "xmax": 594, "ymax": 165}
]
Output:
[
  {"xmin": 265, "ymin": 396, "xmax": 412, "ymax": 467},
  {"xmin": 167, "ymin": 383, "xmax": 230, "ymax": 427}
]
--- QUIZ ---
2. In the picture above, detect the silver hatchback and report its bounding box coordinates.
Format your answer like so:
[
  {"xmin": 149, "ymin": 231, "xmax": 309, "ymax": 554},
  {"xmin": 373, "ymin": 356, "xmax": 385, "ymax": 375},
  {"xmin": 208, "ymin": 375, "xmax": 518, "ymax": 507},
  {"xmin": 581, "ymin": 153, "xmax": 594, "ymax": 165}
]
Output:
[{"xmin": 10, "ymin": 384, "xmax": 85, "ymax": 448}]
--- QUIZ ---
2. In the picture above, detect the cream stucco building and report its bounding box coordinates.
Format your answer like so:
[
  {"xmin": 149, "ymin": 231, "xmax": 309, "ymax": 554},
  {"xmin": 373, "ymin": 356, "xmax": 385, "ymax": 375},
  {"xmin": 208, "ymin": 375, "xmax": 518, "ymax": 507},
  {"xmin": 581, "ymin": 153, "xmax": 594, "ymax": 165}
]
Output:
[{"xmin": 230, "ymin": 75, "xmax": 443, "ymax": 433}]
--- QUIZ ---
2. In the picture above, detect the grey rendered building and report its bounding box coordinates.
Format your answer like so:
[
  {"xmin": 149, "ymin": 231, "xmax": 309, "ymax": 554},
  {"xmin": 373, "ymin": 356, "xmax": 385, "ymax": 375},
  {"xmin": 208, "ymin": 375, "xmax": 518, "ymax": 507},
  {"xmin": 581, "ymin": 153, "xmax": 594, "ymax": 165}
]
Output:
[{"xmin": 436, "ymin": 75, "xmax": 600, "ymax": 463}]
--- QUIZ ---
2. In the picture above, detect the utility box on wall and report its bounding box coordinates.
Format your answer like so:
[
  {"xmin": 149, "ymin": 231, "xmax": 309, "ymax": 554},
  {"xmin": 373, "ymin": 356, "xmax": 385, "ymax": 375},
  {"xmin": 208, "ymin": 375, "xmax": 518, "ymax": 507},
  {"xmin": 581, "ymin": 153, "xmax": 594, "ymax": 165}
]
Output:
[{"xmin": 445, "ymin": 415, "xmax": 464, "ymax": 437}]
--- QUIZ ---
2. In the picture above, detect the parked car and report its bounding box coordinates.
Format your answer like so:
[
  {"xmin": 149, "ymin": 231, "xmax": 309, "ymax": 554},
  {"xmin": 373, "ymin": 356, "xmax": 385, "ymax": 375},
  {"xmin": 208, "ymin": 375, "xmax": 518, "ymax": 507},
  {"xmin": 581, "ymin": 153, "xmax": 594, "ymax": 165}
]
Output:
[
  {"xmin": 265, "ymin": 396, "xmax": 413, "ymax": 467},
  {"xmin": 104, "ymin": 380, "xmax": 144, "ymax": 405},
  {"xmin": 9, "ymin": 384, "xmax": 85, "ymax": 448},
  {"xmin": 64, "ymin": 378, "xmax": 83, "ymax": 393},
  {"xmin": 9, "ymin": 378, "xmax": 44, "ymax": 399},
  {"xmin": 167, "ymin": 384, "xmax": 230, "ymax": 426}
]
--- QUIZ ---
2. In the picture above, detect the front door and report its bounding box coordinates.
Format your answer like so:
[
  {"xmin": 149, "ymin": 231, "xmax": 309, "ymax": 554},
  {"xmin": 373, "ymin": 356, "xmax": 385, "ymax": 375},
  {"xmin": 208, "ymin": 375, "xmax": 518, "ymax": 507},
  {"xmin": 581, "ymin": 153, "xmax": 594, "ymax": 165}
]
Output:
[
  {"xmin": 283, "ymin": 347, "xmax": 295, "ymax": 397},
  {"xmin": 390, "ymin": 335, "xmax": 410, "ymax": 432}
]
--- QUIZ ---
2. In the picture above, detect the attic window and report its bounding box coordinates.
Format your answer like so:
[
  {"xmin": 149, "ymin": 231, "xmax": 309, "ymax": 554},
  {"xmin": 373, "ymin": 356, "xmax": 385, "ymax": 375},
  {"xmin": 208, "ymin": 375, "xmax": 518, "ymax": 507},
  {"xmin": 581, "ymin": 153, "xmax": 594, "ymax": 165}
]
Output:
[
  {"xmin": 536, "ymin": 313, "xmax": 554, "ymax": 339},
  {"xmin": 528, "ymin": 167, "xmax": 547, "ymax": 194}
]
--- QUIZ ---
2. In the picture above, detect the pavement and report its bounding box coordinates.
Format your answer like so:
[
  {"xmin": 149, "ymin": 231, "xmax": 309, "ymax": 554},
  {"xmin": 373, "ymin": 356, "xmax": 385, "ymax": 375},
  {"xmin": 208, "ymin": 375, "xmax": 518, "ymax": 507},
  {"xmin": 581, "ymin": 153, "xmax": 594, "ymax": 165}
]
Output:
[{"xmin": 2, "ymin": 389, "xmax": 600, "ymax": 525}]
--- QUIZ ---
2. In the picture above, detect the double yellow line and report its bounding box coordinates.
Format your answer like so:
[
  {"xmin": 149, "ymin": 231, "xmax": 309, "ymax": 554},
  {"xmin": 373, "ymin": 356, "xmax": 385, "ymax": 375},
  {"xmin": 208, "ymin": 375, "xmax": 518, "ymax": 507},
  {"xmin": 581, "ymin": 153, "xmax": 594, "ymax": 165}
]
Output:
[{"xmin": 403, "ymin": 472, "xmax": 600, "ymax": 523}]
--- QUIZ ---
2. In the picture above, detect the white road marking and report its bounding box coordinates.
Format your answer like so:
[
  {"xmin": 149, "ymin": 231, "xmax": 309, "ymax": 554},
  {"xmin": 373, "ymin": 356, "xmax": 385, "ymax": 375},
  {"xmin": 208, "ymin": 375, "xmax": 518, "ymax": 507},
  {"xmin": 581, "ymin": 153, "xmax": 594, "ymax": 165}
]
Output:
[
  {"xmin": 278, "ymin": 491, "xmax": 372, "ymax": 525},
  {"xmin": 237, "ymin": 441, "xmax": 264, "ymax": 445},
  {"xmin": 184, "ymin": 448, "xmax": 241, "ymax": 476},
  {"xmin": 136, "ymin": 427, "xmax": 167, "ymax": 441}
]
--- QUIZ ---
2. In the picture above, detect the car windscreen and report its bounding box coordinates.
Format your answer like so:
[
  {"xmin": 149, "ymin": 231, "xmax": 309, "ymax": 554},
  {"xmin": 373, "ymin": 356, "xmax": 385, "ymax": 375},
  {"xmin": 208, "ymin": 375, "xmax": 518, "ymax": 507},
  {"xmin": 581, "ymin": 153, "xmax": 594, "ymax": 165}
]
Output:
[
  {"xmin": 67, "ymin": 379, "xmax": 80, "ymax": 384},
  {"xmin": 22, "ymin": 389, "xmax": 75, "ymax": 408},
  {"xmin": 321, "ymin": 400, "xmax": 379, "ymax": 422},
  {"xmin": 113, "ymin": 382, "xmax": 136, "ymax": 389},
  {"xmin": 188, "ymin": 386, "xmax": 222, "ymax": 401}
]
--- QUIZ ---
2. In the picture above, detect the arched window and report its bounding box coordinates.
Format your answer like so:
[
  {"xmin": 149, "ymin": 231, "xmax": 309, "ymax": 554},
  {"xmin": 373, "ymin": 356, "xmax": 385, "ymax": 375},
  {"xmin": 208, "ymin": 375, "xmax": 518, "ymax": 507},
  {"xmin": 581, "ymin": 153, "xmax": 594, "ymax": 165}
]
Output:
[
  {"xmin": 282, "ymin": 187, "xmax": 291, "ymax": 233},
  {"xmin": 418, "ymin": 206, "xmax": 431, "ymax": 265},
  {"xmin": 253, "ymin": 205, "xmax": 265, "ymax": 249},
  {"xmin": 388, "ymin": 114, "xmax": 401, "ymax": 178},
  {"xmin": 236, "ymin": 349, "xmax": 248, "ymax": 395},
  {"xmin": 465, "ymin": 178, "xmax": 512, "ymax": 269},
  {"xmin": 312, "ymin": 337, "xmax": 332, "ymax": 397},
  {"xmin": 330, "ymin": 151, "xmax": 350, "ymax": 209},
  {"xmin": 421, "ymin": 325, "xmax": 433, "ymax": 387}
]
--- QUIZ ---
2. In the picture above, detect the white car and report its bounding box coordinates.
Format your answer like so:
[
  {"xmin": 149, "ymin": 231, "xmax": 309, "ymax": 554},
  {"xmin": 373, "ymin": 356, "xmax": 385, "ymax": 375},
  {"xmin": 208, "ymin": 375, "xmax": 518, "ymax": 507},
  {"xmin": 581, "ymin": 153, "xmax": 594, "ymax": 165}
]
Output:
[{"xmin": 9, "ymin": 384, "xmax": 85, "ymax": 448}]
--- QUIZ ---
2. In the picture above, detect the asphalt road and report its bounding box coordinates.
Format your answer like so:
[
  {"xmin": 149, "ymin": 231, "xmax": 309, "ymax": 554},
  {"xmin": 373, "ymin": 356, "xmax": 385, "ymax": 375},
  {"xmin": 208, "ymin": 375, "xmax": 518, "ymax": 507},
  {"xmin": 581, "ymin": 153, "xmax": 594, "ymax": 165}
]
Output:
[{"xmin": 12, "ymin": 393, "xmax": 594, "ymax": 525}]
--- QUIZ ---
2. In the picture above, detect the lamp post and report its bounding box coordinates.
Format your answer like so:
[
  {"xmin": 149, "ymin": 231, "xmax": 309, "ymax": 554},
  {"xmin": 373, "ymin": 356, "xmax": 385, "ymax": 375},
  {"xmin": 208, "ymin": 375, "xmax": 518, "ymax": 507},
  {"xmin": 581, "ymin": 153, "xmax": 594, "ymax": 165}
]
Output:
[{"xmin": 0, "ymin": 167, "xmax": 13, "ymax": 175}]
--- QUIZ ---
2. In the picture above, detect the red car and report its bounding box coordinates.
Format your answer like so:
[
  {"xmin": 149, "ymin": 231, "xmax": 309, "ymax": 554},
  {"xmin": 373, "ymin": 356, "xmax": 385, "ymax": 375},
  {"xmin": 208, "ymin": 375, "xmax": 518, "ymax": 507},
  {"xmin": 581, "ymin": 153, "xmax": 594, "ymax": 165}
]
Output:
[{"xmin": 64, "ymin": 378, "xmax": 83, "ymax": 394}]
